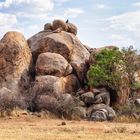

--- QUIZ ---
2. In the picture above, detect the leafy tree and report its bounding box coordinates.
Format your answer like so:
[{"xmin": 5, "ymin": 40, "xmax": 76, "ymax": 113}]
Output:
[
  {"xmin": 87, "ymin": 47, "xmax": 123, "ymax": 91},
  {"xmin": 87, "ymin": 46, "xmax": 140, "ymax": 104},
  {"xmin": 122, "ymin": 46, "xmax": 140, "ymax": 91}
]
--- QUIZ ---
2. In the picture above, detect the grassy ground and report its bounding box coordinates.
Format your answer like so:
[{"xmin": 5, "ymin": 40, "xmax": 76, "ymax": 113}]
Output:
[{"xmin": 0, "ymin": 113, "xmax": 140, "ymax": 140}]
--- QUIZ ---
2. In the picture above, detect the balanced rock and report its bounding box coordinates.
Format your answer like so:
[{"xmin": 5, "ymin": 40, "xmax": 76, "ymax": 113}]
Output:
[
  {"xmin": 67, "ymin": 22, "xmax": 77, "ymax": 35},
  {"xmin": 52, "ymin": 19, "xmax": 68, "ymax": 31},
  {"xmin": 36, "ymin": 52, "xmax": 72, "ymax": 77},
  {"xmin": 0, "ymin": 31, "xmax": 32, "ymax": 92}
]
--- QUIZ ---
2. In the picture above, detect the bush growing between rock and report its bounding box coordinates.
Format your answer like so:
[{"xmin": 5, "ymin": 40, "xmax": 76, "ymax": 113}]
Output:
[{"xmin": 87, "ymin": 47, "xmax": 123, "ymax": 90}]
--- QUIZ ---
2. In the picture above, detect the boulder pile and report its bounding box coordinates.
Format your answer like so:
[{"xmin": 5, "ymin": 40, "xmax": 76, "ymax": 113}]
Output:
[{"xmin": 0, "ymin": 19, "xmax": 118, "ymax": 121}]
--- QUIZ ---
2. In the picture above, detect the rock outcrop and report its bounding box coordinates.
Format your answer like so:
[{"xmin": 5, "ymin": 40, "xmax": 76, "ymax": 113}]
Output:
[
  {"xmin": 0, "ymin": 31, "xmax": 32, "ymax": 92},
  {"xmin": 0, "ymin": 20, "xmax": 118, "ymax": 121}
]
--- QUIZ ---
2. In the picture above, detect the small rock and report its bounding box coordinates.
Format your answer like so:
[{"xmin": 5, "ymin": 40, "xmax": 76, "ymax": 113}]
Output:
[
  {"xmin": 134, "ymin": 99, "xmax": 140, "ymax": 107},
  {"xmin": 80, "ymin": 92, "xmax": 94, "ymax": 107},
  {"xmin": 61, "ymin": 121, "xmax": 66, "ymax": 125}
]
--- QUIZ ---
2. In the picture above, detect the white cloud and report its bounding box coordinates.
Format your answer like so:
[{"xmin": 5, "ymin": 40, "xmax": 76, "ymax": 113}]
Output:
[
  {"xmin": 0, "ymin": 12, "xmax": 19, "ymax": 38},
  {"xmin": 110, "ymin": 34, "xmax": 122, "ymax": 40},
  {"xmin": 96, "ymin": 4, "xmax": 108, "ymax": 9},
  {"xmin": 106, "ymin": 10, "xmax": 140, "ymax": 31},
  {"xmin": 0, "ymin": 0, "xmax": 54, "ymax": 19},
  {"xmin": 0, "ymin": 13, "xmax": 17, "ymax": 26},
  {"xmin": 109, "ymin": 34, "xmax": 135, "ymax": 47},
  {"xmin": 64, "ymin": 8, "xmax": 84, "ymax": 18},
  {"xmin": 102, "ymin": 10, "xmax": 140, "ymax": 47},
  {"xmin": 28, "ymin": 25, "xmax": 40, "ymax": 30},
  {"xmin": 0, "ymin": 0, "xmax": 54, "ymax": 11},
  {"xmin": 133, "ymin": 2, "xmax": 140, "ymax": 7},
  {"xmin": 0, "ymin": 0, "xmax": 85, "ymax": 39},
  {"xmin": 54, "ymin": 0, "xmax": 70, "ymax": 2}
]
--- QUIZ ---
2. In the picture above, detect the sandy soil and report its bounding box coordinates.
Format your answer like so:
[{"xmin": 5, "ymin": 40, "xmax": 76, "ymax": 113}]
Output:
[{"xmin": 0, "ymin": 114, "xmax": 140, "ymax": 140}]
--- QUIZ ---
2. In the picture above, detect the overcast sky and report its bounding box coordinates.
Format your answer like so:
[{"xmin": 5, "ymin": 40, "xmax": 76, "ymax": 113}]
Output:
[{"xmin": 0, "ymin": 0, "xmax": 140, "ymax": 49}]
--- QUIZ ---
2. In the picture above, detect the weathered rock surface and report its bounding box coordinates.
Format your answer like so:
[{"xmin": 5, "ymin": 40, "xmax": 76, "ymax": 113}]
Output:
[
  {"xmin": 0, "ymin": 31, "xmax": 32, "ymax": 92},
  {"xmin": 32, "ymin": 74, "xmax": 81, "ymax": 98},
  {"xmin": 0, "ymin": 87, "xmax": 15, "ymax": 97},
  {"xmin": 32, "ymin": 76, "xmax": 63, "ymax": 98},
  {"xmin": 63, "ymin": 74, "xmax": 81, "ymax": 94},
  {"xmin": 44, "ymin": 23, "xmax": 52, "ymax": 31},
  {"xmin": 36, "ymin": 52, "xmax": 72, "ymax": 77},
  {"xmin": 0, "ymin": 87, "xmax": 17, "ymax": 111},
  {"xmin": 67, "ymin": 22, "xmax": 77, "ymax": 35},
  {"xmin": 35, "ymin": 95, "xmax": 59, "ymax": 112}
]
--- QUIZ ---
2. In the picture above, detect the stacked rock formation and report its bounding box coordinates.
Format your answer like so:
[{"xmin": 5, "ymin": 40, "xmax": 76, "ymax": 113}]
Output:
[
  {"xmin": 27, "ymin": 19, "xmax": 91, "ymax": 113},
  {"xmin": 0, "ymin": 19, "xmax": 117, "ymax": 121},
  {"xmin": 28, "ymin": 19, "xmax": 90, "ymax": 101}
]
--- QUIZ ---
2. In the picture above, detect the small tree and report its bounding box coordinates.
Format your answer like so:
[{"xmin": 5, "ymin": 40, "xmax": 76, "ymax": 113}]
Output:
[{"xmin": 122, "ymin": 46, "xmax": 140, "ymax": 92}]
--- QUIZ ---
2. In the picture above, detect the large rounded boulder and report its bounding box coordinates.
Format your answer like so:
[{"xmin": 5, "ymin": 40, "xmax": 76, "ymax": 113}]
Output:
[
  {"xmin": 0, "ymin": 31, "xmax": 32, "ymax": 92},
  {"xmin": 36, "ymin": 52, "xmax": 72, "ymax": 77}
]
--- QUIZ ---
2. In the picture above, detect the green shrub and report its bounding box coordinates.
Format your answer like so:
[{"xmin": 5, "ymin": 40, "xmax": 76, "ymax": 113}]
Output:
[
  {"xmin": 87, "ymin": 46, "xmax": 140, "ymax": 103},
  {"xmin": 87, "ymin": 48, "xmax": 123, "ymax": 90}
]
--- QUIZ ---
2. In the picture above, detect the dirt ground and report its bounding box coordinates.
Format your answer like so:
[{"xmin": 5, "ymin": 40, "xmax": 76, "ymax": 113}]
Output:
[{"xmin": 0, "ymin": 114, "xmax": 140, "ymax": 140}]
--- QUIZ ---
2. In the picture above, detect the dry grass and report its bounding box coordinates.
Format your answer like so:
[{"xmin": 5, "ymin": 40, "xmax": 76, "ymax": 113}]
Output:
[{"xmin": 0, "ymin": 112, "xmax": 140, "ymax": 140}]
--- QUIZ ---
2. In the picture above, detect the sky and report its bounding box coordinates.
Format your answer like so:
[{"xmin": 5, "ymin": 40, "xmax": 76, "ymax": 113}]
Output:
[{"xmin": 0, "ymin": 0, "xmax": 140, "ymax": 49}]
